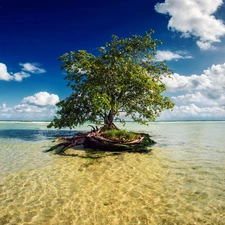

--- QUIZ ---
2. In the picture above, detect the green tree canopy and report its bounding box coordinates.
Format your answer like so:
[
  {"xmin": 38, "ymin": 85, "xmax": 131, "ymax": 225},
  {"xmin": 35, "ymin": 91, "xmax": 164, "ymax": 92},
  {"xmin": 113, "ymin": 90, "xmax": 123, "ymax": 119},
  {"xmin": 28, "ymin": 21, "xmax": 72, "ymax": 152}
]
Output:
[{"xmin": 48, "ymin": 30, "xmax": 174, "ymax": 129}]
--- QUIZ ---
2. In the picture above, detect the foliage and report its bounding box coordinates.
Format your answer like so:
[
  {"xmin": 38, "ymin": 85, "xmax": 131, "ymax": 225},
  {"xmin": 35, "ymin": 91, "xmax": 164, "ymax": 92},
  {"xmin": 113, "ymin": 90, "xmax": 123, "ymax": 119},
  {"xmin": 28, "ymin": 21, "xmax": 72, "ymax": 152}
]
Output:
[
  {"xmin": 102, "ymin": 129, "xmax": 140, "ymax": 142},
  {"xmin": 48, "ymin": 30, "xmax": 174, "ymax": 129}
]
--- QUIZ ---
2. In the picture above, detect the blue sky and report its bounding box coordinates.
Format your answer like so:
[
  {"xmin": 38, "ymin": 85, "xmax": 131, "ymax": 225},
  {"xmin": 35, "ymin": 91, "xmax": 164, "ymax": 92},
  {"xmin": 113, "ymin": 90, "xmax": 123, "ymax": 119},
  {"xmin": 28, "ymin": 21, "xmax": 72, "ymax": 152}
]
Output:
[{"xmin": 0, "ymin": 0, "xmax": 225, "ymax": 121}]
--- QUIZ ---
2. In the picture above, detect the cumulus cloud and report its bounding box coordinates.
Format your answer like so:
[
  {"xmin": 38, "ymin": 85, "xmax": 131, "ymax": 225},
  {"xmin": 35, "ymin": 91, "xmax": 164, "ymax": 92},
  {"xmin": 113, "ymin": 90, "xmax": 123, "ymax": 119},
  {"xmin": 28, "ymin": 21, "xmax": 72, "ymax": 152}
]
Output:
[
  {"xmin": 162, "ymin": 73, "xmax": 211, "ymax": 92},
  {"xmin": 155, "ymin": 0, "xmax": 225, "ymax": 50},
  {"xmin": 0, "ymin": 63, "xmax": 13, "ymax": 81},
  {"xmin": 162, "ymin": 62, "xmax": 225, "ymax": 93},
  {"xmin": 0, "ymin": 103, "xmax": 12, "ymax": 112},
  {"xmin": 196, "ymin": 41, "xmax": 215, "ymax": 51},
  {"xmin": 160, "ymin": 62, "xmax": 225, "ymax": 120},
  {"xmin": 172, "ymin": 92, "xmax": 225, "ymax": 107},
  {"xmin": 0, "ymin": 93, "xmax": 59, "ymax": 120},
  {"xmin": 22, "ymin": 92, "xmax": 60, "ymax": 106},
  {"xmin": 14, "ymin": 104, "xmax": 44, "ymax": 113},
  {"xmin": 20, "ymin": 63, "xmax": 46, "ymax": 74},
  {"xmin": 155, "ymin": 50, "xmax": 193, "ymax": 61},
  {"xmin": 13, "ymin": 71, "xmax": 30, "ymax": 82},
  {"xmin": 0, "ymin": 103, "xmax": 58, "ymax": 120},
  {"xmin": 0, "ymin": 62, "xmax": 45, "ymax": 82},
  {"xmin": 159, "ymin": 104, "xmax": 225, "ymax": 120},
  {"xmin": 0, "ymin": 103, "xmax": 12, "ymax": 119}
]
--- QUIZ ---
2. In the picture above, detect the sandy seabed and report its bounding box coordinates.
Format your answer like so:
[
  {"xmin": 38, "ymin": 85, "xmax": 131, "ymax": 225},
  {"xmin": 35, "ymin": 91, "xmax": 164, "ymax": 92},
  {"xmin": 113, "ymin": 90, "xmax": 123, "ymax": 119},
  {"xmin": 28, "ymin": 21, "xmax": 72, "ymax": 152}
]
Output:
[{"xmin": 0, "ymin": 146, "xmax": 225, "ymax": 225}]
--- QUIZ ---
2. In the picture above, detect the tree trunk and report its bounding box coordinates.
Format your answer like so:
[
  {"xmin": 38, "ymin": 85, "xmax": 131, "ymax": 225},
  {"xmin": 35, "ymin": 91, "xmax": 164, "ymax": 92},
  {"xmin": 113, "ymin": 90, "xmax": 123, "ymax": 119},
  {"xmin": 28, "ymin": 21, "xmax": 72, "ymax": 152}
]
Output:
[
  {"xmin": 102, "ymin": 110, "xmax": 119, "ymax": 131},
  {"xmin": 104, "ymin": 110, "xmax": 114, "ymax": 127}
]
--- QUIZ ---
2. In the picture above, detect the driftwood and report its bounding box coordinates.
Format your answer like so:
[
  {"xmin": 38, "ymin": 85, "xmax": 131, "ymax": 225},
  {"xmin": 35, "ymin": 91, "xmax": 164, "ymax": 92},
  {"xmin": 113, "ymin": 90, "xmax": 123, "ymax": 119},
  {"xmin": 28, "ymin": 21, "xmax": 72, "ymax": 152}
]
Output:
[{"xmin": 46, "ymin": 126, "xmax": 155, "ymax": 154}]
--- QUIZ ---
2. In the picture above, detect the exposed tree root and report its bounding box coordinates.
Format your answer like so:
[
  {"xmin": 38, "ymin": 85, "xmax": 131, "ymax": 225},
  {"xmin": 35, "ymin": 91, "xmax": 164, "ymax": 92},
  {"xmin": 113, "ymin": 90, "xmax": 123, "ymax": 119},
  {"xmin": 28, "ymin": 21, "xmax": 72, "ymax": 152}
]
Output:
[{"xmin": 46, "ymin": 126, "xmax": 156, "ymax": 154}]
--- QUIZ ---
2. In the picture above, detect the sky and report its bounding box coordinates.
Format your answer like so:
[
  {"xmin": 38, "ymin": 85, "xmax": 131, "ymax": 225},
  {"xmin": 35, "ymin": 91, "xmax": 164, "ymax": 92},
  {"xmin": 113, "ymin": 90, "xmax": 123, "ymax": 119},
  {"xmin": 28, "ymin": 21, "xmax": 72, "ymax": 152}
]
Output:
[{"xmin": 0, "ymin": 0, "xmax": 225, "ymax": 121}]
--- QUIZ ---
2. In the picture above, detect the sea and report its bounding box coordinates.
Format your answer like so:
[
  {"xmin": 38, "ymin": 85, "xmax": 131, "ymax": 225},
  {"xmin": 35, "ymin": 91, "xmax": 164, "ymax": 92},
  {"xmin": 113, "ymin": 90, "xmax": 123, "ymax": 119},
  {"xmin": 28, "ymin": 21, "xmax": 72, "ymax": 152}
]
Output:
[{"xmin": 0, "ymin": 121, "xmax": 224, "ymax": 225}]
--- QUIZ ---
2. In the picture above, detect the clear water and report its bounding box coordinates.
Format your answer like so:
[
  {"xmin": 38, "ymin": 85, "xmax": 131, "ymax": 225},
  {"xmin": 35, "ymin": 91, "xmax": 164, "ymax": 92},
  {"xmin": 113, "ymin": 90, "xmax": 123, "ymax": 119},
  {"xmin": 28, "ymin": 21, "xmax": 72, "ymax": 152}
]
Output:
[{"xmin": 0, "ymin": 121, "xmax": 225, "ymax": 224}]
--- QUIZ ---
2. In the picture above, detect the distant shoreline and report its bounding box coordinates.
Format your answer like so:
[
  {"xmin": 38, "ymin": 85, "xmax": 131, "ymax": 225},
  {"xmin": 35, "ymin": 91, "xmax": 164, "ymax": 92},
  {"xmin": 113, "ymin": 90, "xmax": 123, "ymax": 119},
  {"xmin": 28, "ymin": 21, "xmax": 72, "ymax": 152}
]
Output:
[{"xmin": 0, "ymin": 120, "xmax": 225, "ymax": 123}]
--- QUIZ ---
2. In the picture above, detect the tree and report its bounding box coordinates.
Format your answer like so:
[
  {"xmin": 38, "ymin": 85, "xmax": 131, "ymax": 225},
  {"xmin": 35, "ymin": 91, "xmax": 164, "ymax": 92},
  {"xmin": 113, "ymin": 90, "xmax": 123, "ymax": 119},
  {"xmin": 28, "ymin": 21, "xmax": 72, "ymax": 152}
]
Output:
[{"xmin": 48, "ymin": 30, "xmax": 174, "ymax": 130}]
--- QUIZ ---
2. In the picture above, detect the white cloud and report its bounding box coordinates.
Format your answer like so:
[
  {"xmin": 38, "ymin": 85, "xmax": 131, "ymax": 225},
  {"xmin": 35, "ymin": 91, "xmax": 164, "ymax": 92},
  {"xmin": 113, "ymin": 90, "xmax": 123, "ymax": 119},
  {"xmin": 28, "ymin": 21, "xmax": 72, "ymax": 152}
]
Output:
[
  {"xmin": 162, "ymin": 62, "xmax": 225, "ymax": 93},
  {"xmin": 0, "ymin": 62, "xmax": 45, "ymax": 82},
  {"xmin": 160, "ymin": 62, "xmax": 225, "ymax": 120},
  {"xmin": 203, "ymin": 63, "xmax": 225, "ymax": 87},
  {"xmin": 196, "ymin": 40, "xmax": 215, "ymax": 50},
  {"xmin": 162, "ymin": 72, "xmax": 212, "ymax": 92},
  {"xmin": 0, "ymin": 63, "xmax": 13, "ymax": 81},
  {"xmin": 159, "ymin": 104, "xmax": 225, "ymax": 120},
  {"xmin": 155, "ymin": 0, "xmax": 225, "ymax": 50},
  {"xmin": 13, "ymin": 71, "xmax": 30, "ymax": 82},
  {"xmin": 14, "ymin": 104, "xmax": 44, "ymax": 113},
  {"xmin": 172, "ymin": 92, "xmax": 221, "ymax": 107},
  {"xmin": 20, "ymin": 63, "xmax": 46, "ymax": 74},
  {"xmin": 22, "ymin": 92, "xmax": 60, "ymax": 106},
  {"xmin": 155, "ymin": 50, "xmax": 193, "ymax": 61},
  {"xmin": 0, "ymin": 96, "xmax": 59, "ymax": 120},
  {"xmin": 0, "ymin": 103, "xmax": 12, "ymax": 112}
]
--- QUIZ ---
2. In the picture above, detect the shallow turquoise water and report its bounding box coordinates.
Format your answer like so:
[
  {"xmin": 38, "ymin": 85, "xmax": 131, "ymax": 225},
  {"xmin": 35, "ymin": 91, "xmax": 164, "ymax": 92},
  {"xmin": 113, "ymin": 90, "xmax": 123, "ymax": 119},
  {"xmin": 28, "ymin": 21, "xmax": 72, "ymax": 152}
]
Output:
[{"xmin": 0, "ymin": 121, "xmax": 225, "ymax": 224}]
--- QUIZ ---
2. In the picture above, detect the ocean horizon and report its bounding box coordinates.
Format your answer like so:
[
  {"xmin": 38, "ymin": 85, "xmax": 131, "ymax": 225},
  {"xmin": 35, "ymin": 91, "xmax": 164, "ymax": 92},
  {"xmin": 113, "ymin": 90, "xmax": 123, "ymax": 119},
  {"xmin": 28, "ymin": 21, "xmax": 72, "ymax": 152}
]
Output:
[
  {"xmin": 0, "ymin": 121, "xmax": 225, "ymax": 224},
  {"xmin": 1, "ymin": 119, "xmax": 225, "ymax": 122}
]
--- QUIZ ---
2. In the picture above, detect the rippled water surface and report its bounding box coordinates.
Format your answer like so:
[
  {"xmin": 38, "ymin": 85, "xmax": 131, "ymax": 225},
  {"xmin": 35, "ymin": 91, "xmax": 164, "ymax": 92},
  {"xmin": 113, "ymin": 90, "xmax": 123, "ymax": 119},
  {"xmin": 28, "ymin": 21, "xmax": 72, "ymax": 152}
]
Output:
[{"xmin": 0, "ymin": 121, "xmax": 225, "ymax": 224}]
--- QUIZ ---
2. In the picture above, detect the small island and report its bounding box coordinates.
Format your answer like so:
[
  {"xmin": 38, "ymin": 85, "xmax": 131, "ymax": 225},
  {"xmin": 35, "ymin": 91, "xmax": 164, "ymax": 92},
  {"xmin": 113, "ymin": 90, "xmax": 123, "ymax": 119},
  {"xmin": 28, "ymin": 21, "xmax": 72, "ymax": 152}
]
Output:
[
  {"xmin": 47, "ymin": 124, "xmax": 156, "ymax": 153},
  {"xmin": 47, "ymin": 30, "xmax": 174, "ymax": 153}
]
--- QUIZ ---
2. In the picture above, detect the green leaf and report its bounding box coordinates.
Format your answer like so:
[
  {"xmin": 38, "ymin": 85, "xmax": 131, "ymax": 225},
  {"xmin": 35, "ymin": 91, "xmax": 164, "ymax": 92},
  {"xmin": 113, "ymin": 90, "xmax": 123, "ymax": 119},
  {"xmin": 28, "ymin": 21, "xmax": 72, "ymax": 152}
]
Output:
[{"xmin": 48, "ymin": 30, "xmax": 174, "ymax": 129}]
